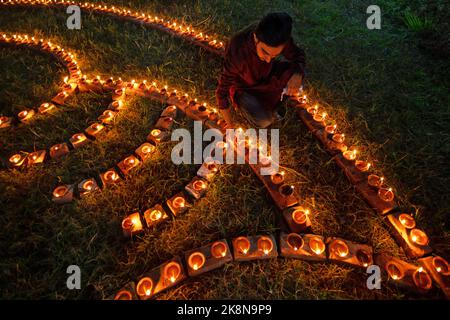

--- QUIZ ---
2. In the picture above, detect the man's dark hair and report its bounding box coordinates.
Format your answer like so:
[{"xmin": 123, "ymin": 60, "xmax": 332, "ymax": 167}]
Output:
[{"xmin": 255, "ymin": 12, "xmax": 293, "ymax": 47}]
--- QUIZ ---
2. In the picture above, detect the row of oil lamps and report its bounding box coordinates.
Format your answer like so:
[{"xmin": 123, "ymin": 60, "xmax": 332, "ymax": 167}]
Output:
[
  {"xmin": 293, "ymin": 96, "xmax": 438, "ymax": 263},
  {"xmin": 111, "ymin": 232, "xmax": 450, "ymax": 300},
  {"xmin": 299, "ymin": 98, "xmax": 395, "ymax": 203},
  {"xmin": 7, "ymin": 82, "xmax": 122, "ymax": 169},
  {"xmin": 0, "ymin": 33, "xmax": 81, "ymax": 129},
  {"xmin": 0, "ymin": 0, "xmax": 226, "ymax": 52}
]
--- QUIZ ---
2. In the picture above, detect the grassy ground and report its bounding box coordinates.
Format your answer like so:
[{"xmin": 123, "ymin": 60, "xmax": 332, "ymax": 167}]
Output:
[{"xmin": 0, "ymin": 0, "xmax": 448, "ymax": 299}]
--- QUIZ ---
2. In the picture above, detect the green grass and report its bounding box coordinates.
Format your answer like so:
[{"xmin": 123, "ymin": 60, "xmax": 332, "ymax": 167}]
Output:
[{"xmin": 0, "ymin": 0, "xmax": 449, "ymax": 299}]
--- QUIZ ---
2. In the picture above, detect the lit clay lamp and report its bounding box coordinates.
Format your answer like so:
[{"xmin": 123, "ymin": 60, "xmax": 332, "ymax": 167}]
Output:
[
  {"xmin": 52, "ymin": 185, "xmax": 74, "ymax": 204},
  {"xmin": 378, "ymin": 187, "xmax": 394, "ymax": 202},
  {"xmin": 410, "ymin": 229, "xmax": 429, "ymax": 246},
  {"xmin": 306, "ymin": 104, "xmax": 319, "ymax": 115},
  {"xmin": 18, "ymin": 109, "xmax": 35, "ymax": 122},
  {"xmin": 135, "ymin": 143, "xmax": 155, "ymax": 161},
  {"xmin": 332, "ymin": 133, "xmax": 345, "ymax": 144},
  {"xmin": 325, "ymin": 123, "xmax": 337, "ymax": 135},
  {"xmin": 193, "ymin": 180, "xmax": 207, "ymax": 192},
  {"xmin": 38, "ymin": 102, "xmax": 56, "ymax": 114},
  {"xmin": 309, "ymin": 236, "xmax": 326, "ymax": 255},
  {"xmin": 412, "ymin": 267, "xmax": 432, "ymax": 290},
  {"xmin": 194, "ymin": 103, "xmax": 209, "ymax": 118},
  {"xmin": 342, "ymin": 147, "xmax": 357, "ymax": 161},
  {"xmin": 386, "ymin": 261, "xmax": 404, "ymax": 280},
  {"xmin": 138, "ymin": 80, "xmax": 148, "ymax": 92},
  {"xmin": 0, "ymin": 116, "xmax": 13, "ymax": 128},
  {"xmin": 70, "ymin": 133, "xmax": 89, "ymax": 149},
  {"xmin": 279, "ymin": 184, "xmax": 295, "ymax": 197},
  {"xmin": 367, "ymin": 174, "xmax": 384, "ymax": 188},
  {"xmin": 356, "ymin": 249, "xmax": 372, "ymax": 267},
  {"xmin": 118, "ymin": 155, "xmax": 140, "ymax": 175},
  {"xmin": 121, "ymin": 212, "xmax": 143, "ymax": 237},
  {"xmin": 53, "ymin": 91, "xmax": 69, "ymax": 103},
  {"xmin": 432, "ymin": 256, "xmax": 449, "ymax": 275},
  {"xmin": 313, "ymin": 112, "xmax": 327, "ymax": 127},
  {"xmin": 197, "ymin": 159, "xmax": 219, "ymax": 181},
  {"xmin": 235, "ymin": 237, "xmax": 251, "ymax": 255},
  {"xmin": 399, "ymin": 213, "xmax": 416, "ymax": 229},
  {"xmin": 173, "ymin": 196, "xmax": 185, "ymax": 210},
  {"xmin": 149, "ymin": 129, "xmax": 164, "ymax": 143},
  {"xmin": 136, "ymin": 277, "xmax": 153, "ymax": 299},
  {"xmin": 85, "ymin": 123, "xmax": 105, "ymax": 139},
  {"xmin": 9, "ymin": 153, "xmax": 27, "ymax": 167},
  {"xmin": 49, "ymin": 143, "xmax": 70, "ymax": 159},
  {"xmin": 287, "ymin": 233, "xmax": 304, "ymax": 251},
  {"xmin": 98, "ymin": 110, "xmax": 116, "ymax": 124},
  {"xmin": 104, "ymin": 77, "xmax": 116, "ymax": 90},
  {"xmin": 355, "ymin": 160, "xmax": 371, "ymax": 172},
  {"xmin": 144, "ymin": 208, "xmax": 163, "ymax": 227},
  {"xmin": 330, "ymin": 240, "xmax": 349, "ymax": 258},
  {"xmin": 168, "ymin": 195, "xmax": 187, "ymax": 217},
  {"xmin": 188, "ymin": 252, "xmax": 206, "ymax": 271},
  {"xmin": 27, "ymin": 150, "xmax": 46, "ymax": 165},
  {"xmin": 78, "ymin": 178, "xmax": 98, "ymax": 197},
  {"xmin": 270, "ymin": 171, "xmax": 285, "ymax": 185},
  {"xmin": 114, "ymin": 290, "xmax": 133, "ymax": 300},
  {"xmin": 257, "ymin": 236, "xmax": 274, "ymax": 255},
  {"xmin": 101, "ymin": 169, "xmax": 121, "ymax": 187},
  {"xmin": 211, "ymin": 241, "xmax": 228, "ymax": 258},
  {"xmin": 208, "ymin": 108, "xmax": 219, "ymax": 121},
  {"xmin": 164, "ymin": 261, "xmax": 182, "ymax": 284},
  {"xmin": 292, "ymin": 207, "xmax": 309, "ymax": 226},
  {"xmin": 112, "ymin": 88, "xmax": 125, "ymax": 100}
]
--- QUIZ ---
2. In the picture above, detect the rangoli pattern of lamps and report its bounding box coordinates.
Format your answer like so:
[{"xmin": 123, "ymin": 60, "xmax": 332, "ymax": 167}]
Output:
[
  {"xmin": 386, "ymin": 212, "xmax": 432, "ymax": 258},
  {"xmin": 3, "ymin": 2, "xmax": 444, "ymax": 300}
]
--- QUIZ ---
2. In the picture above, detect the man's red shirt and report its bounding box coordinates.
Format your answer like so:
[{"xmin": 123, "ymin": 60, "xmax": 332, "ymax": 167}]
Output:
[{"xmin": 216, "ymin": 26, "xmax": 306, "ymax": 111}]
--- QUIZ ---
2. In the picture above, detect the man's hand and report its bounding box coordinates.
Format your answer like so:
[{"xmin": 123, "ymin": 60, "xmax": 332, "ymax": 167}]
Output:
[
  {"xmin": 220, "ymin": 107, "xmax": 235, "ymax": 129},
  {"xmin": 286, "ymin": 73, "xmax": 303, "ymax": 96}
]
